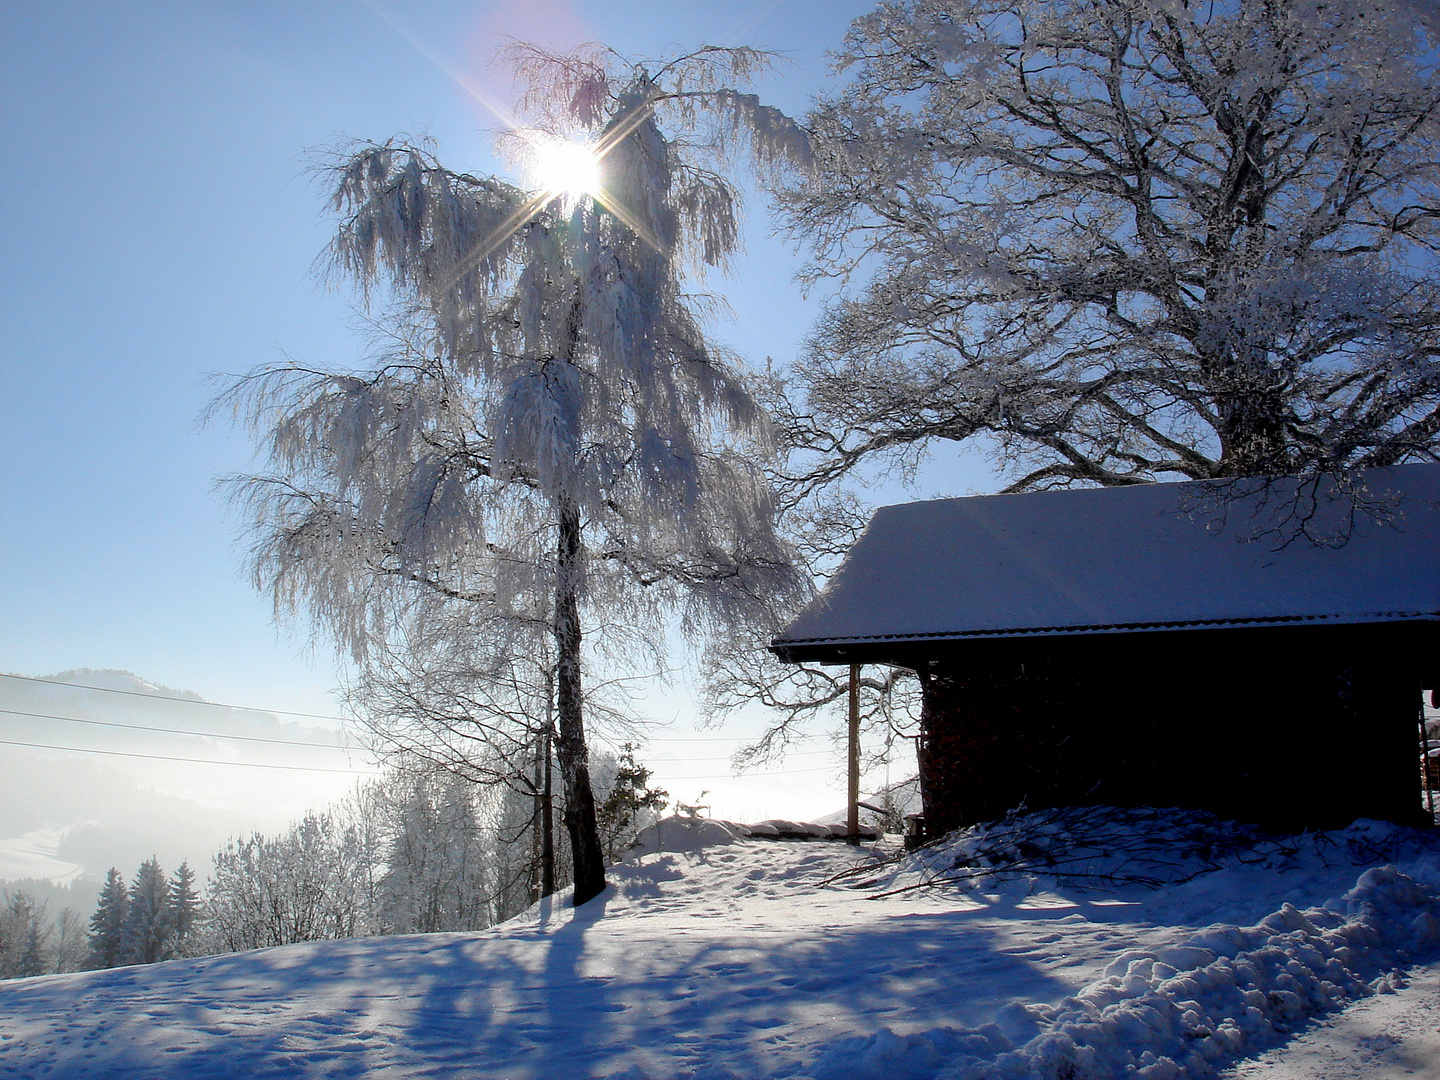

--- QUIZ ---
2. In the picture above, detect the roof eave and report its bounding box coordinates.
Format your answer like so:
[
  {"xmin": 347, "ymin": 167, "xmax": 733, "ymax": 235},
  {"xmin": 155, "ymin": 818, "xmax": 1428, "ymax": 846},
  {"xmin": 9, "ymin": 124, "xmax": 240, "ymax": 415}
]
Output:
[{"xmin": 770, "ymin": 610, "xmax": 1440, "ymax": 665}]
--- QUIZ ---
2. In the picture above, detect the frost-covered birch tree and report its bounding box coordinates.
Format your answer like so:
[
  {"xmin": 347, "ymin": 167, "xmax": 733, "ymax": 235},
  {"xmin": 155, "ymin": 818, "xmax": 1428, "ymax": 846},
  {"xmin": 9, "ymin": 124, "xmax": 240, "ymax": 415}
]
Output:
[
  {"xmin": 775, "ymin": 0, "xmax": 1440, "ymax": 498},
  {"xmin": 205, "ymin": 811, "xmax": 377, "ymax": 951},
  {"xmin": 375, "ymin": 768, "xmax": 493, "ymax": 934},
  {"xmin": 219, "ymin": 45, "xmax": 807, "ymax": 906},
  {"xmin": 0, "ymin": 891, "xmax": 50, "ymax": 979}
]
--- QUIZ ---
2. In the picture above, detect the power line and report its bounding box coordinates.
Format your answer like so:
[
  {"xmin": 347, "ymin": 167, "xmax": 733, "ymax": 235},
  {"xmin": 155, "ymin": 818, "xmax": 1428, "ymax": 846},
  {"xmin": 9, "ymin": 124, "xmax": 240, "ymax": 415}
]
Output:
[
  {"xmin": 652, "ymin": 765, "xmax": 839, "ymax": 781},
  {"xmin": 0, "ymin": 708, "xmax": 352, "ymax": 749},
  {"xmin": 656, "ymin": 749, "xmax": 831, "ymax": 764},
  {"xmin": 0, "ymin": 707, "xmax": 843, "ymax": 771},
  {"xmin": 0, "ymin": 672, "xmax": 352, "ymax": 725},
  {"xmin": 643, "ymin": 736, "xmax": 837, "ymax": 745},
  {"xmin": 0, "ymin": 707, "xmax": 826, "ymax": 766},
  {"xmin": 0, "ymin": 736, "xmax": 834, "ymax": 782},
  {"xmin": 602, "ymin": 731, "xmax": 840, "ymax": 747},
  {"xmin": 0, "ymin": 674, "xmax": 837, "ymax": 747},
  {"xmin": 638, "ymin": 734, "xmax": 797, "ymax": 743},
  {"xmin": 0, "ymin": 737, "xmax": 380, "ymax": 775}
]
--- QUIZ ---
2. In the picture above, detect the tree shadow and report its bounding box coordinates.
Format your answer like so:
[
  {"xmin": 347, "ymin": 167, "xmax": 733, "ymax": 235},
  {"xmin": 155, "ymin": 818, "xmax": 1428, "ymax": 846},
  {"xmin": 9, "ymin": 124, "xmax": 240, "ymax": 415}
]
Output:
[{"xmin": 383, "ymin": 884, "xmax": 1080, "ymax": 1079}]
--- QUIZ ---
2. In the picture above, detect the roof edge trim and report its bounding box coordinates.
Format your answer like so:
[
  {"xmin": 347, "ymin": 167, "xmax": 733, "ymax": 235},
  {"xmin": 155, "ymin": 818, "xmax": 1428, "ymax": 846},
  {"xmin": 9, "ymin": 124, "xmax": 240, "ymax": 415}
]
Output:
[{"xmin": 771, "ymin": 610, "xmax": 1440, "ymax": 650}]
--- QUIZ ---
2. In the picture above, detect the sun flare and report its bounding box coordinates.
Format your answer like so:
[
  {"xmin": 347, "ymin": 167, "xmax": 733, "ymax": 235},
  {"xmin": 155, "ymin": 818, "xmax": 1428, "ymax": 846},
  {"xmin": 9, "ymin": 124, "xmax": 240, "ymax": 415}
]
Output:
[{"xmin": 530, "ymin": 138, "xmax": 602, "ymax": 200}]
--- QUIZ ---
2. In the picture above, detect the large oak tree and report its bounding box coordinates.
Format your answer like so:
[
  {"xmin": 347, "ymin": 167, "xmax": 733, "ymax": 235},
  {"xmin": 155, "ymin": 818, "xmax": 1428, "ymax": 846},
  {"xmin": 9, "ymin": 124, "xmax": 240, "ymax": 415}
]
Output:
[{"xmin": 776, "ymin": 0, "xmax": 1440, "ymax": 496}]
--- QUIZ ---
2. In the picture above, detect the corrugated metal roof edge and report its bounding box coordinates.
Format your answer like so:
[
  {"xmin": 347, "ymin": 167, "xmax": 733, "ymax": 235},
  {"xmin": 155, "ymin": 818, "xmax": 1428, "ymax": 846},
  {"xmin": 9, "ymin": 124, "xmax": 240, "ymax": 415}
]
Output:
[{"xmin": 771, "ymin": 609, "xmax": 1440, "ymax": 650}]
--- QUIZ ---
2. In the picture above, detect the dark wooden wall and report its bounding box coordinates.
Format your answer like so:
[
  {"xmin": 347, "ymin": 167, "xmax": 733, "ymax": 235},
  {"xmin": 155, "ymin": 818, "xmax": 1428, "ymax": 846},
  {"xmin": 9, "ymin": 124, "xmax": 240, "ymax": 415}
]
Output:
[{"xmin": 910, "ymin": 623, "xmax": 1432, "ymax": 839}]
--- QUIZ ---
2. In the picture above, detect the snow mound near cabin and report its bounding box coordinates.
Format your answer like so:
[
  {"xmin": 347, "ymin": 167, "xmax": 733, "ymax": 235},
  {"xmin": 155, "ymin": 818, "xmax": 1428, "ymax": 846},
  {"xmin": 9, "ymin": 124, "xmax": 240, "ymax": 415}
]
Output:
[
  {"xmin": 627, "ymin": 815, "xmax": 750, "ymax": 855},
  {"xmin": 812, "ymin": 866, "xmax": 1440, "ymax": 1080},
  {"xmin": 627, "ymin": 815, "xmax": 878, "ymax": 856},
  {"xmin": 835, "ymin": 806, "xmax": 1439, "ymax": 900},
  {"xmin": 810, "ymin": 809, "xmax": 1440, "ymax": 1080}
]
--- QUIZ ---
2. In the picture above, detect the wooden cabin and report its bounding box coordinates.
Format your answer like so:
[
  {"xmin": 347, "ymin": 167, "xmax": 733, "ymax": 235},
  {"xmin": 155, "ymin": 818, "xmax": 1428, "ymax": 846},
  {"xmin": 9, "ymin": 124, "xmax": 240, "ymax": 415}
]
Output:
[{"xmin": 771, "ymin": 466, "xmax": 1440, "ymax": 837}]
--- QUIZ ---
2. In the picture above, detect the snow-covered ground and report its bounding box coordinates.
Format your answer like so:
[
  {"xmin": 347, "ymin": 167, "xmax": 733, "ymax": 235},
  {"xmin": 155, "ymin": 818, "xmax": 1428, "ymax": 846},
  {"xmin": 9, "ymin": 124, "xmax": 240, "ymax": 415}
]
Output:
[{"xmin": 1, "ymin": 810, "xmax": 1437, "ymax": 1079}]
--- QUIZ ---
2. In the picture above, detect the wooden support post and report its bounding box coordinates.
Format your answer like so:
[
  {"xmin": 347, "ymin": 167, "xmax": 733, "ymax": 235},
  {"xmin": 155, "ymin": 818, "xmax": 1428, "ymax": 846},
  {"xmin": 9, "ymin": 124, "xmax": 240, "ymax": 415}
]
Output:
[
  {"xmin": 1422, "ymin": 696, "xmax": 1436, "ymax": 822},
  {"xmin": 848, "ymin": 663, "xmax": 861, "ymax": 845}
]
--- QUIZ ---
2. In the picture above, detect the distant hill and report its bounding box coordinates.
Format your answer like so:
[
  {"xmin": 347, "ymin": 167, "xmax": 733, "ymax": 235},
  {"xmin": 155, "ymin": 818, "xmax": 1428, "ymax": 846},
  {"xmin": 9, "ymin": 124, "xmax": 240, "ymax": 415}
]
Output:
[{"xmin": 0, "ymin": 669, "xmax": 372, "ymax": 889}]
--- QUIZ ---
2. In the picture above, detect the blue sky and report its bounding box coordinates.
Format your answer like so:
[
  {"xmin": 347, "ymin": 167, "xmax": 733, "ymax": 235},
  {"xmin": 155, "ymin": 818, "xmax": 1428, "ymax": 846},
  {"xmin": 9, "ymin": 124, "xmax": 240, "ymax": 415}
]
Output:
[
  {"xmin": 0, "ymin": 1, "xmax": 858, "ymax": 702},
  {"xmin": 0, "ymin": 0, "xmax": 995, "ymax": 818}
]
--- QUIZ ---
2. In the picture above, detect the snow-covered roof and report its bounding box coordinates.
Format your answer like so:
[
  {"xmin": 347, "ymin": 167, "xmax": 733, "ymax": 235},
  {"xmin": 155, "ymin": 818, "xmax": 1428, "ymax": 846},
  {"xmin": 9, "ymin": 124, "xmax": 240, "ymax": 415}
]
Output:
[{"xmin": 772, "ymin": 464, "xmax": 1440, "ymax": 661}]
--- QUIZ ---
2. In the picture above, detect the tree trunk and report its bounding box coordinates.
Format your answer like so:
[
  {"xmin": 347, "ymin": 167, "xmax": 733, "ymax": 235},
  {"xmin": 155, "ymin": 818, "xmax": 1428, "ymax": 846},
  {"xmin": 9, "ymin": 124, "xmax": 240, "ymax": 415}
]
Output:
[{"xmin": 553, "ymin": 499, "xmax": 606, "ymax": 906}]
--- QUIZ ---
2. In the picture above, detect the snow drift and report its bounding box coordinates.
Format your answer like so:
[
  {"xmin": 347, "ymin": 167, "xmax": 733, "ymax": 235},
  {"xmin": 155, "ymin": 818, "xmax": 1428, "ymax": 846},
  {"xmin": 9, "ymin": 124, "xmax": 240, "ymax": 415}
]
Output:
[{"xmin": 812, "ymin": 865, "xmax": 1440, "ymax": 1080}]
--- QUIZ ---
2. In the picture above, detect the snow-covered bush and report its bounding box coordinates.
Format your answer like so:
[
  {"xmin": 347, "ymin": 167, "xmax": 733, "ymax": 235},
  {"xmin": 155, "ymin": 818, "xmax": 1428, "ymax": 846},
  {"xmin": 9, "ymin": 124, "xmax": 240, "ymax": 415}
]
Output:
[
  {"xmin": 0, "ymin": 890, "xmax": 49, "ymax": 979},
  {"xmin": 203, "ymin": 811, "xmax": 376, "ymax": 952}
]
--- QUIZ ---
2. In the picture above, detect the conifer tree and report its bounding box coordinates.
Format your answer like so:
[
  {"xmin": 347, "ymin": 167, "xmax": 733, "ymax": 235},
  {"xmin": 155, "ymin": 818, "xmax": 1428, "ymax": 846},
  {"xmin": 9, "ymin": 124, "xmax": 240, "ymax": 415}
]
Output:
[
  {"xmin": 121, "ymin": 857, "xmax": 170, "ymax": 965},
  {"xmin": 377, "ymin": 771, "xmax": 492, "ymax": 934},
  {"xmin": 166, "ymin": 861, "xmax": 200, "ymax": 957},
  {"xmin": 87, "ymin": 867, "xmax": 130, "ymax": 969},
  {"xmin": 596, "ymin": 744, "xmax": 668, "ymax": 863}
]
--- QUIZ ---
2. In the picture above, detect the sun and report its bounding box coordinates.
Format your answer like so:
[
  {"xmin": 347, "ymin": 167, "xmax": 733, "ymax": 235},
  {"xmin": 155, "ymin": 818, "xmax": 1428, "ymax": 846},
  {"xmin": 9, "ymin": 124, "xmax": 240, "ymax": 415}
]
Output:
[{"xmin": 530, "ymin": 137, "xmax": 602, "ymax": 200}]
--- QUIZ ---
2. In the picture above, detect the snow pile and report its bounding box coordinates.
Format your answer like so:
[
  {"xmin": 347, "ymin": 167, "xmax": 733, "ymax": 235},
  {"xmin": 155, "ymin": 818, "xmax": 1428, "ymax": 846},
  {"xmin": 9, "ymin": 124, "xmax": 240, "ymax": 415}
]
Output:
[
  {"xmin": 809, "ymin": 813, "xmax": 1440, "ymax": 1080},
  {"xmin": 836, "ymin": 807, "xmax": 1432, "ymax": 897},
  {"xmin": 628, "ymin": 815, "xmax": 878, "ymax": 856},
  {"xmin": 627, "ymin": 815, "xmax": 749, "ymax": 856}
]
